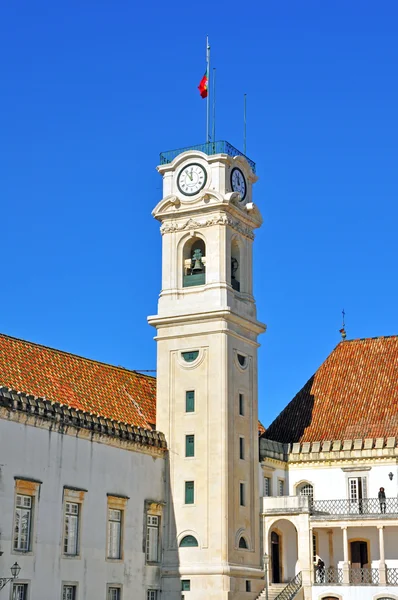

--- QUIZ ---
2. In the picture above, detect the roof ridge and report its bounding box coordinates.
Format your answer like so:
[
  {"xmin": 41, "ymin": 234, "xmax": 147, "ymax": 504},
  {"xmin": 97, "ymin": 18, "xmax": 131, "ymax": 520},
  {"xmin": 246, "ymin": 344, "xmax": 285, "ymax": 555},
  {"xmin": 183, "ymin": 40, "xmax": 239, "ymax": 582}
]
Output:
[
  {"xmin": 0, "ymin": 332, "xmax": 156, "ymax": 380},
  {"xmin": 343, "ymin": 334, "xmax": 398, "ymax": 343}
]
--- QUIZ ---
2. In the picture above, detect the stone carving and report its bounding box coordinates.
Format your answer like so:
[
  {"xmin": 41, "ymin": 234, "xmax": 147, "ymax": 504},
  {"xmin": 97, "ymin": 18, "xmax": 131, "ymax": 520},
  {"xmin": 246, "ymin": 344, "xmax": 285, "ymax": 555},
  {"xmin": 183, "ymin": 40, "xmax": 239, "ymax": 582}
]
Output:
[{"xmin": 160, "ymin": 214, "xmax": 255, "ymax": 240}]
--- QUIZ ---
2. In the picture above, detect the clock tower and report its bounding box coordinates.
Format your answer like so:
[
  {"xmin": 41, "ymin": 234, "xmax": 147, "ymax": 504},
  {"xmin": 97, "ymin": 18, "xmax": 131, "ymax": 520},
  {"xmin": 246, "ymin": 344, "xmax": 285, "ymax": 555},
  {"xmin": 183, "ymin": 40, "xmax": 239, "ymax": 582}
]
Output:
[{"xmin": 148, "ymin": 142, "xmax": 266, "ymax": 600}]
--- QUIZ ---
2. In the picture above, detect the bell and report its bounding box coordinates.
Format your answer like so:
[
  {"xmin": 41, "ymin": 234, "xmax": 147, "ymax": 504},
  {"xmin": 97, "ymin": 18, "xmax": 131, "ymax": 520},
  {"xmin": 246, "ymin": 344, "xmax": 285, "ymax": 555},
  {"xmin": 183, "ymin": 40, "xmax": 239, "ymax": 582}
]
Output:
[{"xmin": 192, "ymin": 249, "xmax": 203, "ymax": 273}]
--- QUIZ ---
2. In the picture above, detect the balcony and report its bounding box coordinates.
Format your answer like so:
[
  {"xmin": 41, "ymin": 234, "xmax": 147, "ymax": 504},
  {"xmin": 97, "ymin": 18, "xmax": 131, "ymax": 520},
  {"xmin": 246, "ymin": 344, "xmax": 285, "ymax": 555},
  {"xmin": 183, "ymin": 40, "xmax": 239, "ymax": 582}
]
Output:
[
  {"xmin": 262, "ymin": 495, "xmax": 311, "ymax": 515},
  {"xmin": 159, "ymin": 140, "xmax": 256, "ymax": 173},
  {"xmin": 311, "ymin": 497, "xmax": 398, "ymax": 520},
  {"xmin": 314, "ymin": 566, "xmax": 398, "ymax": 586}
]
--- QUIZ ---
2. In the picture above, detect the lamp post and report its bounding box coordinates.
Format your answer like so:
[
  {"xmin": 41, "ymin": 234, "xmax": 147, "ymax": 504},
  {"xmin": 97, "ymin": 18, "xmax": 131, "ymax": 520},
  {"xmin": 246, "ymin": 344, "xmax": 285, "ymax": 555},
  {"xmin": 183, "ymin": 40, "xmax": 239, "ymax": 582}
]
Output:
[
  {"xmin": 0, "ymin": 562, "xmax": 21, "ymax": 591},
  {"xmin": 263, "ymin": 553, "xmax": 269, "ymax": 600}
]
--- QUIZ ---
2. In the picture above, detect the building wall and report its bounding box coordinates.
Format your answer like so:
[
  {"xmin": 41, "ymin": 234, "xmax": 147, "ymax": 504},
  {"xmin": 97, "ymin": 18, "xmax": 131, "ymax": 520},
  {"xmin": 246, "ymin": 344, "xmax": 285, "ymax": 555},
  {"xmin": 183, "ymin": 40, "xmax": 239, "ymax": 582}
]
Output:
[
  {"xmin": 0, "ymin": 416, "xmax": 165, "ymax": 599},
  {"xmin": 288, "ymin": 463, "xmax": 398, "ymax": 500}
]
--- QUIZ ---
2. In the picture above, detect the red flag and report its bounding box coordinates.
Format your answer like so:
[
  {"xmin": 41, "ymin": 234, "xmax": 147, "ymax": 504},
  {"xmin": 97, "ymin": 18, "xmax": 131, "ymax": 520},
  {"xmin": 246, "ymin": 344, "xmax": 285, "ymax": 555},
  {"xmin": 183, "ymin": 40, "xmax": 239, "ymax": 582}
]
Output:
[{"xmin": 198, "ymin": 71, "xmax": 208, "ymax": 98}]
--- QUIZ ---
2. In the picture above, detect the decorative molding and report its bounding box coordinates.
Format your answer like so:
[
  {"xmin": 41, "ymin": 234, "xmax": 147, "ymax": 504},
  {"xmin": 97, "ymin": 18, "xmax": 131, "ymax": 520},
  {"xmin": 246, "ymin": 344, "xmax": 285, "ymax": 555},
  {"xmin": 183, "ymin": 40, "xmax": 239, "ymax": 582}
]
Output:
[{"xmin": 160, "ymin": 214, "xmax": 255, "ymax": 240}]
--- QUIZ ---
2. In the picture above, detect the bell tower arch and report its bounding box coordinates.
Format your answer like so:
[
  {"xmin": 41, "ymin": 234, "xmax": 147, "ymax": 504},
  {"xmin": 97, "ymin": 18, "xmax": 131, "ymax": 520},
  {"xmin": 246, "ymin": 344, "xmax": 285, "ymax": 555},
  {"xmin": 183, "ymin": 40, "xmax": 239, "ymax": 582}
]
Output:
[{"xmin": 148, "ymin": 142, "xmax": 266, "ymax": 600}]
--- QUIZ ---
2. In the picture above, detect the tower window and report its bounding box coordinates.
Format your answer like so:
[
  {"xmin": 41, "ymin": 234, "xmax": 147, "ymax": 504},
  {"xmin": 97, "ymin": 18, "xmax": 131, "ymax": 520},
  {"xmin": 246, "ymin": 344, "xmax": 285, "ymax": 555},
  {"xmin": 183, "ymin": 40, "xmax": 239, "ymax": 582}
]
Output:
[
  {"xmin": 239, "ymin": 437, "xmax": 245, "ymax": 460},
  {"xmin": 185, "ymin": 481, "xmax": 194, "ymax": 504},
  {"xmin": 182, "ymin": 351, "xmax": 199, "ymax": 363},
  {"xmin": 186, "ymin": 390, "xmax": 195, "ymax": 412},
  {"xmin": 231, "ymin": 238, "xmax": 241, "ymax": 292},
  {"xmin": 237, "ymin": 354, "xmax": 247, "ymax": 367},
  {"xmin": 185, "ymin": 435, "xmax": 195, "ymax": 457},
  {"xmin": 183, "ymin": 237, "xmax": 206, "ymax": 287},
  {"xmin": 181, "ymin": 581, "xmax": 191, "ymax": 591},
  {"xmin": 239, "ymin": 393, "xmax": 244, "ymax": 416},
  {"xmin": 240, "ymin": 483, "xmax": 245, "ymax": 506},
  {"xmin": 239, "ymin": 536, "xmax": 248, "ymax": 549},
  {"xmin": 179, "ymin": 535, "xmax": 198, "ymax": 547},
  {"xmin": 245, "ymin": 581, "xmax": 251, "ymax": 592}
]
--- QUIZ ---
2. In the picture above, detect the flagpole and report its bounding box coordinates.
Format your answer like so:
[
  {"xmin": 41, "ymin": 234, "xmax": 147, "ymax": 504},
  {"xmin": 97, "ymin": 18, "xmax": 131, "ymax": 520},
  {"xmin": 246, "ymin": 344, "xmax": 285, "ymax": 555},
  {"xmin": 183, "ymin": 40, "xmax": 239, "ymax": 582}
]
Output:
[
  {"xmin": 243, "ymin": 93, "xmax": 247, "ymax": 155},
  {"xmin": 206, "ymin": 35, "xmax": 210, "ymax": 143},
  {"xmin": 212, "ymin": 68, "xmax": 216, "ymax": 143}
]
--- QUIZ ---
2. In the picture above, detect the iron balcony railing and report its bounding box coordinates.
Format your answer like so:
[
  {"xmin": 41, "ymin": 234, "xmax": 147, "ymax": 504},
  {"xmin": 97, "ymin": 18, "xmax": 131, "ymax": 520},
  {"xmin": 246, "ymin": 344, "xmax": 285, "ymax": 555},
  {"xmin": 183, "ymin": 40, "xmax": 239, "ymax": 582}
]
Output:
[
  {"xmin": 159, "ymin": 140, "xmax": 256, "ymax": 173},
  {"xmin": 314, "ymin": 566, "xmax": 344, "ymax": 585},
  {"xmin": 387, "ymin": 568, "xmax": 398, "ymax": 585},
  {"xmin": 274, "ymin": 572, "xmax": 302, "ymax": 600},
  {"xmin": 314, "ymin": 567, "xmax": 398, "ymax": 586},
  {"xmin": 311, "ymin": 497, "xmax": 398, "ymax": 518}
]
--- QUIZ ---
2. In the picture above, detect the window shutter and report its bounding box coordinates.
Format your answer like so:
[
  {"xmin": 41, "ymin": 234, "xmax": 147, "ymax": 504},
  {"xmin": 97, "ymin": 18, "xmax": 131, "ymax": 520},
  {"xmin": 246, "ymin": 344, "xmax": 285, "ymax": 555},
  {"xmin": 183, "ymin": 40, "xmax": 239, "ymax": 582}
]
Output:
[
  {"xmin": 361, "ymin": 477, "xmax": 368, "ymax": 499},
  {"xmin": 186, "ymin": 435, "xmax": 195, "ymax": 457},
  {"xmin": 147, "ymin": 525, "xmax": 158, "ymax": 561},
  {"xmin": 185, "ymin": 481, "xmax": 194, "ymax": 504},
  {"xmin": 186, "ymin": 391, "xmax": 195, "ymax": 412}
]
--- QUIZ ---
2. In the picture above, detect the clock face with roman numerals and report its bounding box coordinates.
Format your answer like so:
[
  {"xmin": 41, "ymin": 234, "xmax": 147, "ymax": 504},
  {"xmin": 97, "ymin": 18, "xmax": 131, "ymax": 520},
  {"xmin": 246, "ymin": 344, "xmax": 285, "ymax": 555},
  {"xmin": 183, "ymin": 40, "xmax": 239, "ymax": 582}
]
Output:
[
  {"xmin": 177, "ymin": 163, "xmax": 207, "ymax": 196},
  {"xmin": 231, "ymin": 168, "xmax": 247, "ymax": 201}
]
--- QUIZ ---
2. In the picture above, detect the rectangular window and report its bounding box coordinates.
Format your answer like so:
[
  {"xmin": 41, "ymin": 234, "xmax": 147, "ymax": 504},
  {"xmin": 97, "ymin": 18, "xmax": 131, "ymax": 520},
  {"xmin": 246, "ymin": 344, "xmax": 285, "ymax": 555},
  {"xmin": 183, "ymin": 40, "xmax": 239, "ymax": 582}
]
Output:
[
  {"xmin": 312, "ymin": 533, "xmax": 317, "ymax": 563},
  {"xmin": 14, "ymin": 494, "xmax": 32, "ymax": 552},
  {"xmin": 185, "ymin": 391, "xmax": 195, "ymax": 413},
  {"xmin": 278, "ymin": 480, "xmax": 284, "ymax": 497},
  {"xmin": 185, "ymin": 435, "xmax": 195, "ymax": 457},
  {"xmin": 147, "ymin": 591, "xmax": 158, "ymax": 600},
  {"xmin": 64, "ymin": 502, "xmax": 79, "ymax": 555},
  {"xmin": 63, "ymin": 585, "xmax": 77, "ymax": 600},
  {"xmin": 245, "ymin": 581, "xmax": 251, "ymax": 592},
  {"xmin": 239, "ymin": 437, "xmax": 245, "ymax": 460},
  {"xmin": 239, "ymin": 393, "xmax": 244, "ymax": 416},
  {"xmin": 13, "ymin": 584, "xmax": 28, "ymax": 600},
  {"xmin": 108, "ymin": 509, "xmax": 122, "ymax": 559},
  {"xmin": 108, "ymin": 588, "xmax": 121, "ymax": 600},
  {"xmin": 240, "ymin": 483, "xmax": 245, "ymax": 506},
  {"xmin": 181, "ymin": 580, "xmax": 191, "ymax": 591},
  {"xmin": 146, "ymin": 515, "xmax": 159, "ymax": 563},
  {"xmin": 263, "ymin": 477, "xmax": 271, "ymax": 497},
  {"xmin": 185, "ymin": 481, "xmax": 194, "ymax": 504}
]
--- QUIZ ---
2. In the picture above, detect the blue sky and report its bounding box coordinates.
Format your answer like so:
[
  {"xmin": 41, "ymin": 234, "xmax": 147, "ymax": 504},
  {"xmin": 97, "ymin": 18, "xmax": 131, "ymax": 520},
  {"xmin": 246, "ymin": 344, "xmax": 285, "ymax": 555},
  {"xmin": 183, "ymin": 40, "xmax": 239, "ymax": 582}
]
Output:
[{"xmin": 1, "ymin": 1, "xmax": 397, "ymax": 427}]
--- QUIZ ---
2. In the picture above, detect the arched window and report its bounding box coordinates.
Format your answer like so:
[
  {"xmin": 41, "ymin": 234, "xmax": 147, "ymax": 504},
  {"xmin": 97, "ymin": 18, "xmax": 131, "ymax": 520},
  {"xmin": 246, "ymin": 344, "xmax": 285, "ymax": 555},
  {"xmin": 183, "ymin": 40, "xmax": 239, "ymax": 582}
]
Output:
[
  {"xmin": 297, "ymin": 482, "xmax": 314, "ymax": 501},
  {"xmin": 238, "ymin": 536, "xmax": 248, "ymax": 549},
  {"xmin": 231, "ymin": 238, "xmax": 240, "ymax": 292},
  {"xmin": 183, "ymin": 237, "xmax": 206, "ymax": 287},
  {"xmin": 179, "ymin": 535, "xmax": 198, "ymax": 547}
]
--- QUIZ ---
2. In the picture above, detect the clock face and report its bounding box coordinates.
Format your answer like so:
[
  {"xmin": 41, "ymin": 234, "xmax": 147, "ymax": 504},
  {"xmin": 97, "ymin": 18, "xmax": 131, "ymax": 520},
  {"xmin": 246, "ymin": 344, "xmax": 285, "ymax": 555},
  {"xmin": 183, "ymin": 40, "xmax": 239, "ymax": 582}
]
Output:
[
  {"xmin": 177, "ymin": 163, "xmax": 207, "ymax": 196},
  {"xmin": 230, "ymin": 168, "xmax": 247, "ymax": 201}
]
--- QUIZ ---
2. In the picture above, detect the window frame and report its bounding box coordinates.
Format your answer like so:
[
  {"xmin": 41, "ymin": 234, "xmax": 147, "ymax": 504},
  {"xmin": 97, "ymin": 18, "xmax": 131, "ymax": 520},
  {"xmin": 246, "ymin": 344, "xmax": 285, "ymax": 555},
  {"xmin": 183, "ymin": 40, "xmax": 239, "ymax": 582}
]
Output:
[
  {"xmin": 263, "ymin": 476, "xmax": 271, "ymax": 497},
  {"xmin": 12, "ymin": 582, "xmax": 29, "ymax": 600},
  {"xmin": 278, "ymin": 479, "xmax": 285, "ymax": 497},
  {"xmin": 107, "ymin": 585, "xmax": 122, "ymax": 600},
  {"xmin": 13, "ymin": 494, "xmax": 33, "ymax": 553},
  {"xmin": 147, "ymin": 590, "xmax": 158, "ymax": 600},
  {"xmin": 107, "ymin": 508, "xmax": 122, "ymax": 560},
  {"xmin": 185, "ymin": 390, "xmax": 195, "ymax": 413},
  {"xmin": 62, "ymin": 583, "xmax": 78, "ymax": 600},
  {"xmin": 146, "ymin": 514, "xmax": 160, "ymax": 564},
  {"xmin": 63, "ymin": 501, "xmax": 80, "ymax": 557},
  {"xmin": 185, "ymin": 481, "xmax": 195, "ymax": 505},
  {"xmin": 185, "ymin": 434, "xmax": 195, "ymax": 458}
]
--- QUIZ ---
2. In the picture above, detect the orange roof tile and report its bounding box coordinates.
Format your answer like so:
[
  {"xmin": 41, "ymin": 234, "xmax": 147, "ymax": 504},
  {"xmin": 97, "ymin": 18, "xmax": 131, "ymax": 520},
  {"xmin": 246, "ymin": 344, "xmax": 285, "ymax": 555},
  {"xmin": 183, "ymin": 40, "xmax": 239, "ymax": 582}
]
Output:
[
  {"xmin": 0, "ymin": 333, "xmax": 156, "ymax": 430},
  {"xmin": 265, "ymin": 336, "xmax": 398, "ymax": 443}
]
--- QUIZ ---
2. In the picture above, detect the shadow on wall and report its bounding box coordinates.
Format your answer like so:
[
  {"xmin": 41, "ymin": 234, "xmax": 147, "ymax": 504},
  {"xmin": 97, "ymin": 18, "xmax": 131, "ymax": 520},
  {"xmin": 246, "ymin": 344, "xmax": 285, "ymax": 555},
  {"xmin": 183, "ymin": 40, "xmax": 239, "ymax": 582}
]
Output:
[{"xmin": 264, "ymin": 376, "xmax": 315, "ymax": 444}]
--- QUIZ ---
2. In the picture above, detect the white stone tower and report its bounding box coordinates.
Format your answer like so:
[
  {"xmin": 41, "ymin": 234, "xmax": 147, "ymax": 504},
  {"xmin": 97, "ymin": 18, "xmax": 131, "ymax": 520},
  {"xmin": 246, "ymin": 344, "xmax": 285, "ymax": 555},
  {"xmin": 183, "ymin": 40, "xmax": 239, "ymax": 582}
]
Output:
[{"xmin": 148, "ymin": 142, "xmax": 266, "ymax": 600}]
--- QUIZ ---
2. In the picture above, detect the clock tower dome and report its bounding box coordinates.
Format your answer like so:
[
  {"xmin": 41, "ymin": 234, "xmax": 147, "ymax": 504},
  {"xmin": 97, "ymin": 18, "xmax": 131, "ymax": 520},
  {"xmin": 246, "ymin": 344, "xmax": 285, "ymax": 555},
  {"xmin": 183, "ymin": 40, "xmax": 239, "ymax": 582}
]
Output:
[{"xmin": 148, "ymin": 141, "xmax": 266, "ymax": 600}]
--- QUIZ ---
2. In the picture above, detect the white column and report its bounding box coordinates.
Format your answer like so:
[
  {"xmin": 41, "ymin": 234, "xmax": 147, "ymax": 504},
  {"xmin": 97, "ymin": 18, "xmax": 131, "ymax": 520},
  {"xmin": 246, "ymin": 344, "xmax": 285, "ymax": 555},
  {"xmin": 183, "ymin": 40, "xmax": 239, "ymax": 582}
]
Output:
[
  {"xmin": 342, "ymin": 526, "xmax": 350, "ymax": 584},
  {"xmin": 378, "ymin": 525, "xmax": 387, "ymax": 584}
]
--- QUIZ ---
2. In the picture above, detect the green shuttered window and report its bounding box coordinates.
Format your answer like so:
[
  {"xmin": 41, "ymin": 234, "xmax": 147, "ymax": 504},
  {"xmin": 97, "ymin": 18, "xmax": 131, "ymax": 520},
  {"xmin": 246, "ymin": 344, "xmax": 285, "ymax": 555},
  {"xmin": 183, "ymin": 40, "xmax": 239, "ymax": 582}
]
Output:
[
  {"xmin": 185, "ymin": 435, "xmax": 195, "ymax": 457},
  {"xmin": 185, "ymin": 481, "xmax": 194, "ymax": 504},
  {"xmin": 186, "ymin": 391, "xmax": 195, "ymax": 412}
]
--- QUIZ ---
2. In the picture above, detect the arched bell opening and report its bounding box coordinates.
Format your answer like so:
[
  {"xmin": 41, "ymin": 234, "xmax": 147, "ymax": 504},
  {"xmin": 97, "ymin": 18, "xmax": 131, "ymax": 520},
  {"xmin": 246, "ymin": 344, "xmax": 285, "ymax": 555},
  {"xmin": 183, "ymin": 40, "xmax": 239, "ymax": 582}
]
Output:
[
  {"xmin": 183, "ymin": 237, "xmax": 206, "ymax": 288},
  {"xmin": 231, "ymin": 238, "xmax": 241, "ymax": 292}
]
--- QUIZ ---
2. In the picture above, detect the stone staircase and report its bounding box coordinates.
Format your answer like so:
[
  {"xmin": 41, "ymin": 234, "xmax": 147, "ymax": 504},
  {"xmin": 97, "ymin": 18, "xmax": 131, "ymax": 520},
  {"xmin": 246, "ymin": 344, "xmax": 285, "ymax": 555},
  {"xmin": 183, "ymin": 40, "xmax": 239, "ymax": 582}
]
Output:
[{"xmin": 257, "ymin": 583, "xmax": 286, "ymax": 599}]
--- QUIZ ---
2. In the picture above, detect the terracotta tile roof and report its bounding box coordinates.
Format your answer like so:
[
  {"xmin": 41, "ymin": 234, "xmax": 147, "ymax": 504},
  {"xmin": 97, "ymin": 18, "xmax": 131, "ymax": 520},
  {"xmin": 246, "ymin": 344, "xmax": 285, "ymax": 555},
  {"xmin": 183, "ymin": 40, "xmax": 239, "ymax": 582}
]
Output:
[
  {"xmin": 265, "ymin": 336, "xmax": 398, "ymax": 443},
  {"xmin": 0, "ymin": 333, "xmax": 156, "ymax": 430}
]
